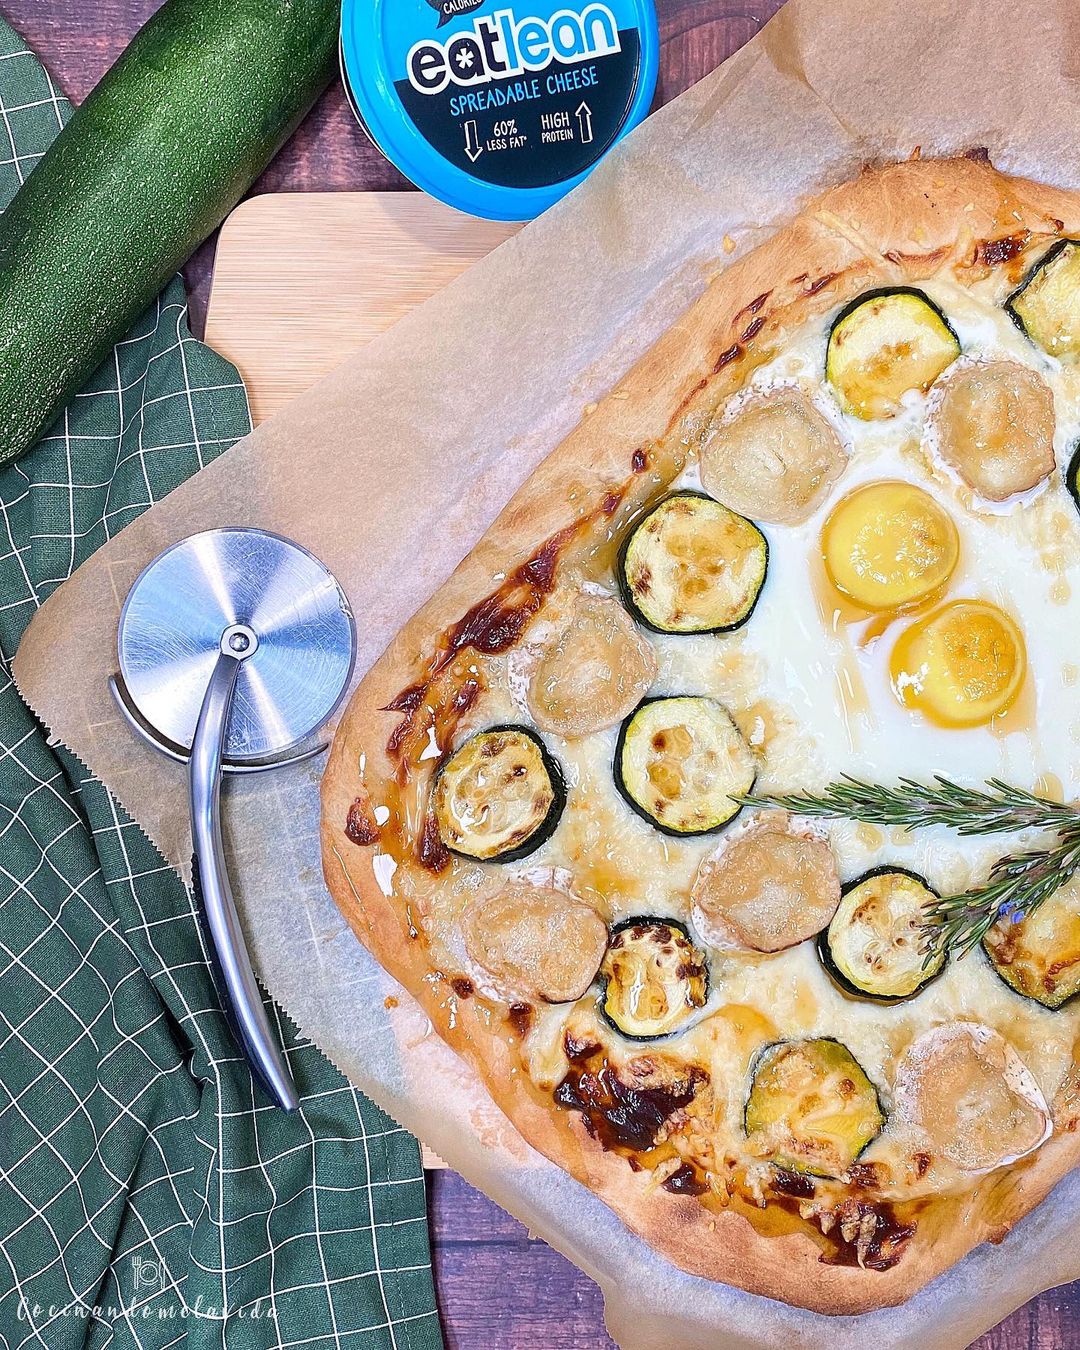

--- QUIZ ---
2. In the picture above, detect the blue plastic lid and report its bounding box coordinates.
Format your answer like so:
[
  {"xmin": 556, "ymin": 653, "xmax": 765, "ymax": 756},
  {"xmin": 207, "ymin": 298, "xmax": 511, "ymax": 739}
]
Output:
[{"xmin": 341, "ymin": 0, "xmax": 659, "ymax": 221}]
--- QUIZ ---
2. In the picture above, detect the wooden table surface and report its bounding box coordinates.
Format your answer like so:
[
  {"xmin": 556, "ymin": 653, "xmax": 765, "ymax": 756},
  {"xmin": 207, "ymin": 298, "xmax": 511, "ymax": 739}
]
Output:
[{"xmin": 5, "ymin": 2, "xmax": 1078, "ymax": 1346}]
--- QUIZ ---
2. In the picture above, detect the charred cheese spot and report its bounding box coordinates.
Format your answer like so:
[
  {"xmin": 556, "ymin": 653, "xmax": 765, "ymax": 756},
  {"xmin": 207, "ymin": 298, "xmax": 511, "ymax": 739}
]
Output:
[
  {"xmin": 701, "ymin": 387, "xmax": 847, "ymax": 525},
  {"xmin": 527, "ymin": 593, "xmax": 656, "ymax": 738},
  {"xmin": 461, "ymin": 883, "xmax": 608, "ymax": 1004},
  {"xmin": 554, "ymin": 1041, "xmax": 708, "ymax": 1151},
  {"xmin": 691, "ymin": 821, "xmax": 840, "ymax": 953},
  {"xmin": 894, "ymin": 1023, "xmax": 1050, "ymax": 1173},
  {"xmin": 932, "ymin": 361, "xmax": 1056, "ymax": 502}
]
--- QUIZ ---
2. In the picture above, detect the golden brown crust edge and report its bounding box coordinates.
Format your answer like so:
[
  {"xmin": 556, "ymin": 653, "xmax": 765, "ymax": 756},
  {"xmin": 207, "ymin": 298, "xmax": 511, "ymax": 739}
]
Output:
[{"xmin": 321, "ymin": 157, "xmax": 1080, "ymax": 1316}]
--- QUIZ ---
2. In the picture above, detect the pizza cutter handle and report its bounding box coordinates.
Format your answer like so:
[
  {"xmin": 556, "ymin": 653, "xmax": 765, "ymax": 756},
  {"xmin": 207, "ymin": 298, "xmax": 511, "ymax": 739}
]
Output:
[{"xmin": 188, "ymin": 641, "xmax": 301, "ymax": 1113}]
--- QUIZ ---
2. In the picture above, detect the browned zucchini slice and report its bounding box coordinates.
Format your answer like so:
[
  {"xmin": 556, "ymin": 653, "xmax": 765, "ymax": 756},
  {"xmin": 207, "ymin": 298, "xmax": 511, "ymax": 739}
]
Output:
[
  {"xmin": 983, "ymin": 879, "xmax": 1080, "ymax": 1009},
  {"xmin": 826, "ymin": 288, "xmax": 960, "ymax": 419},
  {"xmin": 599, "ymin": 917, "xmax": 708, "ymax": 1040},
  {"xmin": 618, "ymin": 492, "xmax": 768, "ymax": 635},
  {"xmin": 433, "ymin": 726, "xmax": 564, "ymax": 862},
  {"xmin": 1006, "ymin": 239, "xmax": 1080, "ymax": 358},
  {"xmin": 818, "ymin": 867, "xmax": 945, "ymax": 1003},
  {"xmin": 744, "ymin": 1038, "xmax": 884, "ymax": 1178},
  {"xmin": 614, "ymin": 696, "xmax": 755, "ymax": 836}
]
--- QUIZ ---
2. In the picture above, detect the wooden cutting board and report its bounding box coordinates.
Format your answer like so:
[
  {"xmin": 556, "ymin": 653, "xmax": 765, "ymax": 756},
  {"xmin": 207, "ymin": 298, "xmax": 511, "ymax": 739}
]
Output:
[
  {"xmin": 205, "ymin": 192, "xmax": 521, "ymax": 426},
  {"xmin": 207, "ymin": 192, "xmax": 522, "ymax": 1166}
]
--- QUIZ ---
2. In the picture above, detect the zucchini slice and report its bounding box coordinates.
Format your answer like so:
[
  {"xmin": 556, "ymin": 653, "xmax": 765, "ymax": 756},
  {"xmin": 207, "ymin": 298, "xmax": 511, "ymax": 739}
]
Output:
[
  {"xmin": 614, "ymin": 696, "xmax": 755, "ymax": 836},
  {"xmin": 826, "ymin": 287, "xmax": 960, "ymax": 419},
  {"xmin": 1065, "ymin": 441, "xmax": 1080, "ymax": 517},
  {"xmin": 599, "ymin": 917, "xmax": 708, "ymax": 1040},
  {"xmin": 433, "ymin": 725, "xmax": 565, "ymax": 862},
  {"xmin": 744, "ymin": 1038, "xmax": 885, "ymax": 1178},
  {"xmin": 1006, "ymin": 239, "xmax": 1080, "ymax": 358},
  {"xmin": 818, "ymin": 867, "xmax": 944, "ymax": 1003},
  {"xmin": 618, "ymin": 491, "xmax": 768, "ymax": 635},
  {"xmin": 983, "ymin": 880, "xmax": 1080, "ymax": 1009}
]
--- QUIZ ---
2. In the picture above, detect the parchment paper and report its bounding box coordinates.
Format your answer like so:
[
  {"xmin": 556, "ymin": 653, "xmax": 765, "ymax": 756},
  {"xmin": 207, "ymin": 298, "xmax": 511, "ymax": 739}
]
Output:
[{"xmin": 15, "ymin": 0, "xmax": 1080, "ymax": 1341}]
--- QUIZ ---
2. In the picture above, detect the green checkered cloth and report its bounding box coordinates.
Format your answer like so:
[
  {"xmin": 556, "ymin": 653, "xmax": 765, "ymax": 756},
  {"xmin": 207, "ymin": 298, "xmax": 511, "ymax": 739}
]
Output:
[{"xmin": 0, "ymin": 18, "xmax": 442, "ymax": 1349}]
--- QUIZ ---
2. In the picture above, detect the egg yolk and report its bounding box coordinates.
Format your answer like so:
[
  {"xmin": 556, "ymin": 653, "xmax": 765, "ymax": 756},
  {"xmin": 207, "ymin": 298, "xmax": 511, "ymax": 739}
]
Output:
[
  {"xmin": 821, "ymin": 481, "xmax": 959, "ymax": 611},
  {"xmin": 889, "ymin": 600, "xmax": 1027, "ymax": 727}
]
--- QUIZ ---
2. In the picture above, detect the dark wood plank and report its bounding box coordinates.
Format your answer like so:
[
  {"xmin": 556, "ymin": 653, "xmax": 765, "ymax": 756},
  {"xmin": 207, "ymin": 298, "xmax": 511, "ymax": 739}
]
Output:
[
  {"xmin": 4, "ymin": 0, "xmax": 1079, "ymax": 1343},
  {"xmin": 427, "ymin": 1169, "xmax": 616, "ymax": 1350}
]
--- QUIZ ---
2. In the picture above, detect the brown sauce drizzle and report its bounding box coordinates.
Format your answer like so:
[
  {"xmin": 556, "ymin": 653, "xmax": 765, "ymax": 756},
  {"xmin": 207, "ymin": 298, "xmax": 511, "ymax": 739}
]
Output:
[
  {"xmin": 713, "ymin": 342, "xmax": 742, "ymax": 373},
  {"xmin": 847, "ymin": 1161, "xmax": 885, "ymax": 1190},
  {"xmin": 383, "ymin": 520, "xmax": 583, "ymax": 771},
  {"xmin": 662, "ymin": 1162, "xmax": 708, "ymax": 1197},
  {"xmin": 417, "ymin": 811, "xmax": 450, "ymax": 874},
  {"xmin": 450, "ymin": 976, "xmax": 474, "ymax": 999},
  {"xmin": 507, "ymin": 1002, "xmax": 534, "ymax": 1038},
  {"xmin": 735, "ymin": 290, "xmax": 772, "ymax": 323},
  {"xmin": 979, "ymin": 231, "xmax": 1031, "ymax": 266},
  {"xmin": 771, "ymin": 1168, "xmax": 815, "ymax": 1200},
  {"xmin": 806, "ymin": 271, "xmax": 838, "ymax": 295},
  {"xmin": 443, "ymin": 531, "xmax": 569, "ymax": 663},
  {"xmin": 554, "ymin": 1038, "xmax": 707, "ymax": 1153},
  {"xmin": 821, "ymin": 1200, "xmax": 916, "ymax": 1272},
  {"xmin": 345, "ymin": 798, "xmax": 380, "ymax": 847}
]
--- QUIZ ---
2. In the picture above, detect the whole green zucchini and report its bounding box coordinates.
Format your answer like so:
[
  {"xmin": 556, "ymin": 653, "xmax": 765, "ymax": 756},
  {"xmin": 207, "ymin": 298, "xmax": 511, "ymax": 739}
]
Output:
[{"xmin": 0, "ymin": 0, "xmax": 340, "ymax": 464}]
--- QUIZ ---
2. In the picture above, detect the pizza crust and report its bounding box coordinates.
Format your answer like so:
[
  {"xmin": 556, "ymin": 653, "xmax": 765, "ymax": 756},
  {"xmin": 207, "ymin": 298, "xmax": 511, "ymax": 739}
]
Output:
[{"xmin": 321, "ymin": 157, "xmax": 1080, "ymax": 1315}]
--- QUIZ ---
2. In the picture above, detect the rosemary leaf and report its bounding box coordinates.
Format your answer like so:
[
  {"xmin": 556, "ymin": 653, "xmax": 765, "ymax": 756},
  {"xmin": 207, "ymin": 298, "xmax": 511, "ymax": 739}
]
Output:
[
  {"xmin": 739, "ymin": 775, "xmax": 1079, "ymax": 837},
  {"xmin": 918, "ymin": 827, "xmax": 1080, "ymax": 965}
]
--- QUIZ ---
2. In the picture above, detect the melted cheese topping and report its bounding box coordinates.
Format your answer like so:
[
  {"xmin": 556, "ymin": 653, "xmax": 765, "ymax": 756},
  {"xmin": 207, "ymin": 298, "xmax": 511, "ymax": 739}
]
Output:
[{"xmin": 377, "ymin": 263, "xmax": 1080, "ymax": 1207}]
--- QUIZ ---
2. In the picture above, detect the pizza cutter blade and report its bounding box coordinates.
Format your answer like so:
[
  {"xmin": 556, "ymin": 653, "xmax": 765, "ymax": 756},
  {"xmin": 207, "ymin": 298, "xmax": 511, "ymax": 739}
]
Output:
[{"xmin": 111, "ymin": 528, "xmax": 356, "ymax": 1112}]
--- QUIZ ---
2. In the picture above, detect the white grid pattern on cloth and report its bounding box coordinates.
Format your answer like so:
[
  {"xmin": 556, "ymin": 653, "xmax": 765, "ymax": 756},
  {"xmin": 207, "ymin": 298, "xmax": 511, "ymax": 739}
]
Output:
[{"xmin": 0, "ymin": 24, "xmax": 441, "ymax": 1350}]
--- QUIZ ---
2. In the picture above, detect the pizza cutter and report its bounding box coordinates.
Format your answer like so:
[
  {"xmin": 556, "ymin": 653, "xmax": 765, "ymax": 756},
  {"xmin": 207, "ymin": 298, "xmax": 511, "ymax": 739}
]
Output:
[{"xmin": 110, "ymin": 528, "xmax": 356, "ymax": 1112}]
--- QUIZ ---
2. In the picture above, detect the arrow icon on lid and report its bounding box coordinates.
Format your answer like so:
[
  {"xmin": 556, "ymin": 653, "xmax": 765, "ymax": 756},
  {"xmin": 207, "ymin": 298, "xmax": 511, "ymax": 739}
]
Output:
[
  {"xmin": 575, "ymin": 102, "xmax": 593, "ymax": 144},
  {"xmin": 464, "ymin": 120, "xmax": 483, "ymax": 162}
]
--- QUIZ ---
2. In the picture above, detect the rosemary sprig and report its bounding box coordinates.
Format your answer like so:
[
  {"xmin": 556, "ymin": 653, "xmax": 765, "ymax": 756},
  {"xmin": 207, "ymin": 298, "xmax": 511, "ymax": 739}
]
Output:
[
  {"xmin": 739, "ymin": 774, "xmax": 1080, "ymax": 836},
  {"xmin": 918, "ymin": 827, "xmax": 1080, "ymax": 964},
  {"xmin": 737, "ymin": 776, "xmax": 1080, "ymax": 964}
]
